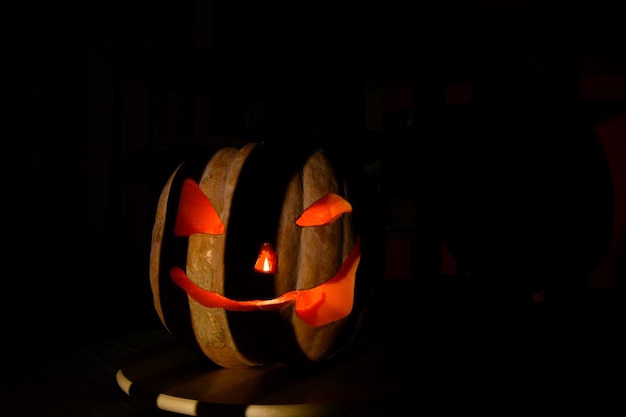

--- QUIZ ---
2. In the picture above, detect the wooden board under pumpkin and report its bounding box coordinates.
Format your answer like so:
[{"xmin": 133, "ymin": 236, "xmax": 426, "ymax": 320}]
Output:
[{"xmin": 116, "ymin": 338, "xmax": 416, "ymax": 417}]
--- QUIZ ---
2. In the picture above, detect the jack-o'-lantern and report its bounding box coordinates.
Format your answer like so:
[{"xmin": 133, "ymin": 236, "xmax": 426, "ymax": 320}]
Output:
[{"xmin": 149, "ymin": 133, "xmax": 383, "ymax": 368}]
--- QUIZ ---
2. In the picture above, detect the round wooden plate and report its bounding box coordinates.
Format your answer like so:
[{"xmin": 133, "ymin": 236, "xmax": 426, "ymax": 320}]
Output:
[{"xmin": 116, "ymin": 339, "xmax": 414, "ymax": 417}]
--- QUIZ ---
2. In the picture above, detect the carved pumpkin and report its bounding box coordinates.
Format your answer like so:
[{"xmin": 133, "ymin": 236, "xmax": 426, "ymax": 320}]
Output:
[{"xmin": 149, "ymin": 135, "xmax": 383, "ymax": 368}]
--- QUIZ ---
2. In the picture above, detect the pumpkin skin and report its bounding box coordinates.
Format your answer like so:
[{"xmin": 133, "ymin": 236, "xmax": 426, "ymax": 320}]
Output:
[{"xmin": 150, "ymin": 135, "xmax": 382, "ymax": 368}]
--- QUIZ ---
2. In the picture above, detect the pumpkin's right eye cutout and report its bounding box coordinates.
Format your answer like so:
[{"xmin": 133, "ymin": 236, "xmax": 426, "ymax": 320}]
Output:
[{"xmin": 295, "ymin": 193, "xmax": 352, "ymax": 227}]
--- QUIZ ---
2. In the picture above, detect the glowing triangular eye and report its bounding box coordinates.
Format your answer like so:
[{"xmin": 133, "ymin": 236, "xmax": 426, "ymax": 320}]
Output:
[
  {"xmin": 174, "ymin": 178, "xmax": 225, "ymax": 236},
  {"xmin": 295, "ymin": 193, "xmax": 352, "ymax": 227}
]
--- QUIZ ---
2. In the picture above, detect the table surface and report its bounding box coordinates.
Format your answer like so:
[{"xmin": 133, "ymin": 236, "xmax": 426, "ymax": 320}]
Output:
[
  {"xmin": 2, "ymin": 283, "xmax": 626, "ymax": 417},
  {"xmin": 116, "ymin": 335, "xmax": 424, "ymax": 417}
]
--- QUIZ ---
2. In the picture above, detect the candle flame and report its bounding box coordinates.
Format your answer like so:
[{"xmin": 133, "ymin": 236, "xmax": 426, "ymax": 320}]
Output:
[{"xmin": 254, "ymin": 242, "xmax": 278, "ymax": 274}]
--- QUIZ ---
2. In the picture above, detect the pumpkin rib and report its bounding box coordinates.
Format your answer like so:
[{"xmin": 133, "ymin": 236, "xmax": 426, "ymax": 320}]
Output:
[
  {"xmin": 149, "ymin": 163, "xmax": 184, "ymax": 333},
  {"xmin": 187, "ymin": 143, "xmax": 260, "ymax": 369},
  {"xmin": 292, "ymin": 149, "xmax": 349, "ymax": 361}
]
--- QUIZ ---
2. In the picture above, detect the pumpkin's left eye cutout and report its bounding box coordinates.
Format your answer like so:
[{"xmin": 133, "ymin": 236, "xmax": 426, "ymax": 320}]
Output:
[
  {"xmin": 174, "ymin": 178, "xmax": 225, "ymax": 236},
  {"xmin": 295, "ymin": 193, "xmax": 352, "ymax": 227}
]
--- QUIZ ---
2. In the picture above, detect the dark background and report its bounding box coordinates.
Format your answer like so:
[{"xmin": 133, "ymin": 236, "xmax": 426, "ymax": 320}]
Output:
[{"xmin": 2, "ymin": 1, "xmax": 626, "ymax": 415}]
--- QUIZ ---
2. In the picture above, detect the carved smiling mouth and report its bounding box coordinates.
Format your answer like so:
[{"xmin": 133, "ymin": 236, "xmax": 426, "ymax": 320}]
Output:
[{"xmin": 170, "ymin": 236, "xmax": 360, "ymax": 327}]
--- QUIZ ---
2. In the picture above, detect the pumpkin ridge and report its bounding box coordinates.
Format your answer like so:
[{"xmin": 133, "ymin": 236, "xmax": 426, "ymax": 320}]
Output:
[{"xmin": 188, "ymin": 143, "xmax": 259, "ymax": 368}]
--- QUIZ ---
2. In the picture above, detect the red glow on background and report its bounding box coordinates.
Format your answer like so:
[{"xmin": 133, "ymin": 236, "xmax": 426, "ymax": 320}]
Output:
[{"xmin": 592, "ymin": 114, "xmax": 626, "ymax": 288}]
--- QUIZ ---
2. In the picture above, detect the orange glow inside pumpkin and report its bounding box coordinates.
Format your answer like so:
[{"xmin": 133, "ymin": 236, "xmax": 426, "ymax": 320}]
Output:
[
  {"xmin": 170, "ymin": 236, "xmax": 360, "ymax": 327},
  {"xmin": 254, "ymin": 242, "xmax": 278, "ymax": 274},
  {"xmin": 295, "ymin": 193, "xmax": 352, "ymax": 227},
  {"xmin": 175, "ymin": 178, "xmax": 225, "ymax": 236},
  {"xmin": 170, "ymin": 178, "xmax": 360, "ymax": 326}
]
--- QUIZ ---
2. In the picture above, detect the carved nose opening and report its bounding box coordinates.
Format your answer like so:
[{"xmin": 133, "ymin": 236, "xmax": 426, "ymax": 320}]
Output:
[{"xmin": 254, "ymin": 242, "xmax": 278, "ymax": 274}]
